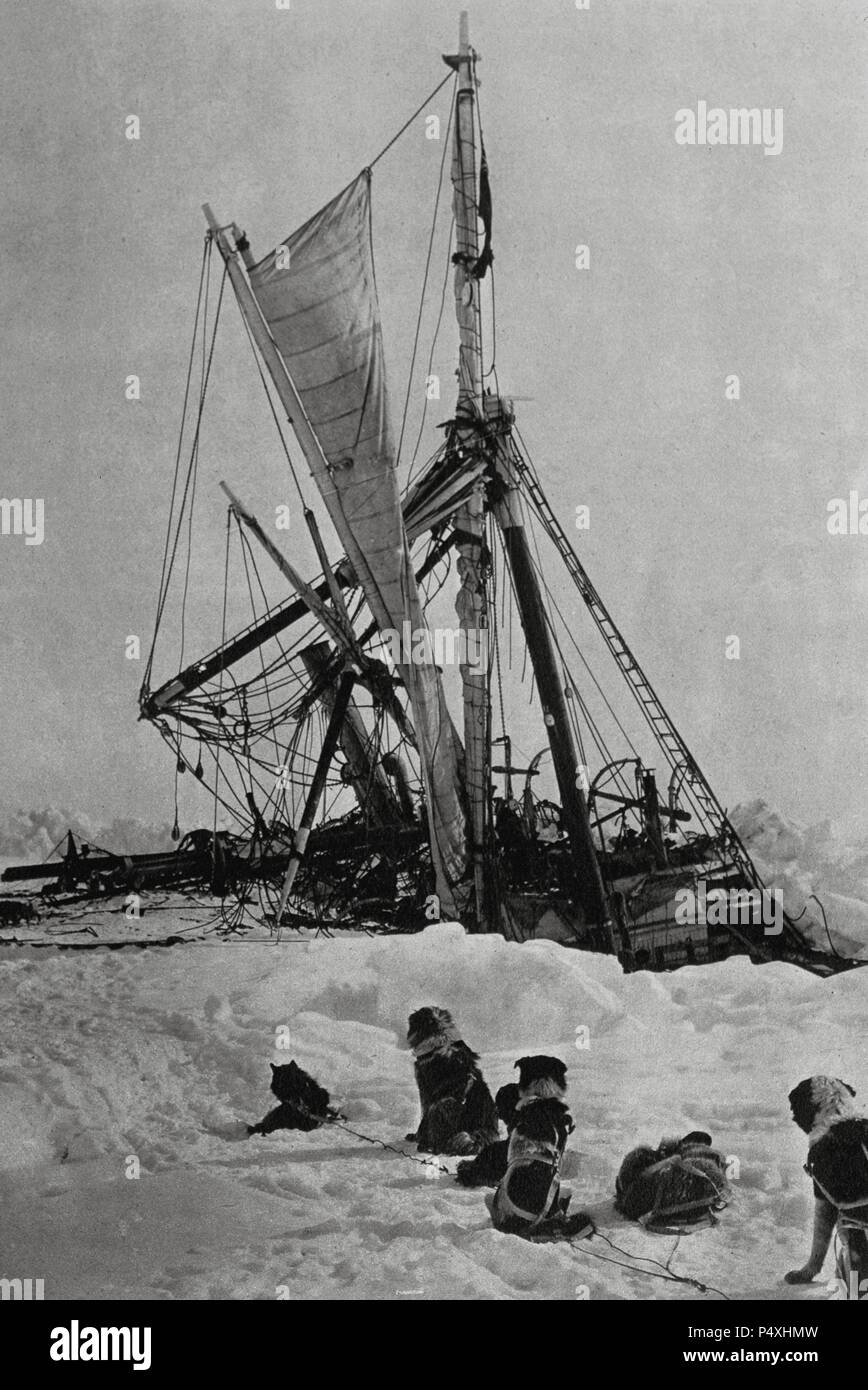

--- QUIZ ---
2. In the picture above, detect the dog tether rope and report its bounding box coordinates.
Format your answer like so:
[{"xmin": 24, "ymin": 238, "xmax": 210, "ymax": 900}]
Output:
[
  {"xmin": 327, "ymin": 1118, "xmax": 731, "ymax": 1292},
  {"xmin": 288, "ymin": 1106, "xmax": 734, "ymax": 1293},
  {"xmin": 571, "ymin": 1227, "xmax": 732, "ymax": 1300},
  {"xmin": 326, "ymin": 1113, "xmax": 452, "ymax": 1177}
]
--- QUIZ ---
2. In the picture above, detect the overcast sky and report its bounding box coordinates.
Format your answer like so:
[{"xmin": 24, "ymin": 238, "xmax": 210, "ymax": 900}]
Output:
[{"xmin": 1, "ymin": 0, "xmax": 866, "ymax": 840}]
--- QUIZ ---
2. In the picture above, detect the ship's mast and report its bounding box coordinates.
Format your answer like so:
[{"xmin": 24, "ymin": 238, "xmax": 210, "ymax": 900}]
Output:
[
  {"xmin": 443, "ymin": 16, "xmax": 610, "ymax": 939},
  {"xmin": 491, "ymin": 432, "xmax": 612, "ymax": 937},
  {"xmin": 449, "ymin": 12, "xmax": 484, "ymax": 413},
  {"xmin": 445, "ymin": 11, "xmax": 492, "ymax": 929}
]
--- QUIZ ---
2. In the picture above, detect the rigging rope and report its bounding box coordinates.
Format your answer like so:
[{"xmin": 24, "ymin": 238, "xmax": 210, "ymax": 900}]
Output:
[
  {"xmin": 407, "ymin": 218, "xmax": 456, "ymax": 486},
  {"xmin": 514, "ymin": 429, "xmax": 710, "ymax": 836},
  {"xmin": 790, "ymin": 893, "xmax": 843, "ymax": 959},
  {"xmin": 146, "ymin": 261, "xmax": 228, "ymax": 684},
  {"xmin": 178, "ymin": 247, "xmax": 212, "ymax": 675},
  {"xmin": 327, "ymin": 1117, "xmax": 452, "ymax": 1177},
  {"xmin": 396, "ymin": 76, "xmax": 456, "ymax": 470},
  {"xmin": 237, "ymin": 518, "xmax": 285, "ymax": 772},
  {"xmin": 367, "ymin": 71, "xmax": 455, "ymax": 171},
  {"xmin": 144, "ymin": 238, "xmax": 211, "ymax": 689},
  {"xmin": 512, "ymin": 428, "xmax": 719, "ymax": 840},
  {"xmin": 524, "ymin": 503, "xmax": 638, "ymax": 774}
]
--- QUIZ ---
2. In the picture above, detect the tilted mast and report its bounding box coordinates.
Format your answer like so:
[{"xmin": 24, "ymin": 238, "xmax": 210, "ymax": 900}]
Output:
[
  {"xmin": 491, "ymin": 427, "xmax": 613, "ymax": 939},
  {"xmin": 444, "ymin": 12, "xmax": 492, "ymax": 929}
]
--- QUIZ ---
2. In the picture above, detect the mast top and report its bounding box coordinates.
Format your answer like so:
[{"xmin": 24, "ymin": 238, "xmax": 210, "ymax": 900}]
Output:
[{"xmin": 443, "ymin": 10, "xmax": 478, "ymax": 73}]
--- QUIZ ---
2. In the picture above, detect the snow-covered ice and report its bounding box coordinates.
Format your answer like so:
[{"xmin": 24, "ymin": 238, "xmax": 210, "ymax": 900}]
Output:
[{"xmin": 1, "ymin": 918, "xmax": 865, "ymax": 1300}]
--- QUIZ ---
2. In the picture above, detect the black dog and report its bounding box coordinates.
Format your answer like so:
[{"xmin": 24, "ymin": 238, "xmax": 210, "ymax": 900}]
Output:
[
  {"xmin": 456, "ymin": 1083, "xmax": 520, "ymax": 1187},
  {"xmin": 786, "ymin": 1076, "xmax": 868, "ymax": 1296},
  {"xmin": 248, "ymin": 1061, "xmax": 333, "ymax": 1136},
  {"xmin": 490, "ymin": 1056, "xmax": 591, "ymax": 1239},
  {"xmin": 406, "ymin": 1007, "xmax": 499, "ymax": 1156}
]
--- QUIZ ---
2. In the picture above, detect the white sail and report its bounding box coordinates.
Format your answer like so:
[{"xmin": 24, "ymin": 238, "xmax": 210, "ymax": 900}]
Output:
[{"xmin": 248, "ymin": 171, "xmax": 470, "ymax": 916}]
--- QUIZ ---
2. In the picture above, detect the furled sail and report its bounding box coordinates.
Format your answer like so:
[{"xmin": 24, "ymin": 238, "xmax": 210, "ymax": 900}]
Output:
[{"xmin": 248, "ymin": 171, "xmax": 470, "ymax": 916}]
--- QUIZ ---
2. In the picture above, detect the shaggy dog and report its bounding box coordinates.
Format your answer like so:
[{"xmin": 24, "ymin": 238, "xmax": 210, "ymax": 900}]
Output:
[
  {"xmin": 247, "ymin": 1061, "xmax": 333, "ymax": 1136},
  {"xmin": 455, "ymin": 1083, "xmax": 520, "ymax": 1187},
  {"xmin": 614, "ymin": 1131, "xmax": 729, "ymax": 1231},
  {"xmin": 786, "ymin": 1076, "xmax": 868, "ymax": 1296},
  {"xmin": 490, "ymin": 1056, "xmax": 591, "ymax": 1239},
  {"xmin": 406, "ymin": 1007, "xmax": 499, "ymax": 1156}
]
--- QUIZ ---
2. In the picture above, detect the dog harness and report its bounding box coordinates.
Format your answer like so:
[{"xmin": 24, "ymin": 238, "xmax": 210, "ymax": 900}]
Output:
[
  {"xmin": 635, "ymin": 1154, "xmax": 729, "ymax": 1233},
  {"xmin": 494, "ymin": 1139, "xmax": 563, "ymax": 1228},
  {"xmin": 806, "ymin": 1143, "xmax": 868, "ymax": 1230}
]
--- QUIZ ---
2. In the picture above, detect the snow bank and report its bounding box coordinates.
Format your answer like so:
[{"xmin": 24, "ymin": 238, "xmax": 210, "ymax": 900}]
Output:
[{"xmin": 0, "ymin": 923, "xmax": 865, "ymax": 1300}]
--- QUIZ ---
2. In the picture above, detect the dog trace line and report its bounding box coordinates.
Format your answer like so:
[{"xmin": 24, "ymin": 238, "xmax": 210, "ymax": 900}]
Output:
[
  {"xmin": 326, "ymin": 1113, "xmax": 733, "ymax": 1296},
  {"xmin": 250, "ymin": 1051, "xmax": 737, "ymax": 1296},
  {"xmin": 326, "ymin": 1114, "xmax": 453, "ymax": 1177},
  {"xmin": 572, "ymin": 1230, "xmax": 732, "ymax": 1301}
]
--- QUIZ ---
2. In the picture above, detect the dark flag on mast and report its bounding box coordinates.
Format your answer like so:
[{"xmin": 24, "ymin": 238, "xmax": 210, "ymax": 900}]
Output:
[{"xmin": 472, "ymin": 140, "xmax": 494, "ymax": 279}]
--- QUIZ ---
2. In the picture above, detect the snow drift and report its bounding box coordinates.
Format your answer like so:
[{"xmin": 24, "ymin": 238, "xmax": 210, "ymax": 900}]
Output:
[{"xmin": 0, "ymin": 922, "xmax": 865, "ymax": 1300}]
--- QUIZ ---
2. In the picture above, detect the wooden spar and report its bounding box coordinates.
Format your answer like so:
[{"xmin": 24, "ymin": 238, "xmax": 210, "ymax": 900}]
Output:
[
  {"xmin": 142, "ymin": 536, "xmax": 454, "ymax": 717},
  {"xmin": 304, "ymin": 507, "xmax": 353, "ymax": 631},
  {"xmin": 275, "ymin": 669, "xmax": 357, "ymax": 922},
  {"xmin": 491, "ymin": 441, "xmax": 613, "ymax": 941},
  {"xmin": 218, "ymin": 482, "xmax": 356, "ymax": 654},
  {"xmin": 445, "ymin": 11, "xmax": 491, "ymax": 929},
  {"xmin": 224, "ymin": 483, "xmax": 407, "ymax": 834},
  {"xmin": 142, "ymin": 578, "xmax": 347, "ymax": 716},
  {"xmin": 219, "ymin": 481, "xmax": 419, "ymax": 752},
  {"xmin": 300, "ymin": 641, "xmax": 403, "ymax": 828}
]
